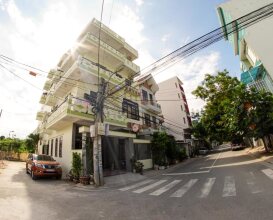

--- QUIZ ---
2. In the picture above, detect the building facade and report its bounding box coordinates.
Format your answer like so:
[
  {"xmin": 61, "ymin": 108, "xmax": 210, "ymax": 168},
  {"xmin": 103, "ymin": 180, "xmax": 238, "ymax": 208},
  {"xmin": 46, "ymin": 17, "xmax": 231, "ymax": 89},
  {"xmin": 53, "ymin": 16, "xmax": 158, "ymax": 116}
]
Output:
[
  {"xmin": 36, "ymin": 18, "xmax": 162, "ymax": 176},
  {"xmin": 217, "ymin": 0, "xmax": 273, "ymax": 92},
  {"xmin": 155, "ymin": 76, "xmax": 193, "ymax": 156}
]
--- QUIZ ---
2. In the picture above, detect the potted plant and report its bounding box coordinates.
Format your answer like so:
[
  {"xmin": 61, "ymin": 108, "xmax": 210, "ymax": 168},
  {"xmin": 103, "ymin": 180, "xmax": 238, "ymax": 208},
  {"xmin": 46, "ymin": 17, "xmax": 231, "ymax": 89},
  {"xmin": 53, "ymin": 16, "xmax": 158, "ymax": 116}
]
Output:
[
  {"xmin": 67, "ymin": 169, "xmax": 74, "ymax": 181},
  {"xmin": 134, "ymin": 161, "xmax": 144, "ymax": 175},
  {"xmin": 79, "ymin": 169, "xmax": 90, "ymax": 185},
  {"xmin": 72, "ymin": 152, "xmax": 81, "ymax": 183}
]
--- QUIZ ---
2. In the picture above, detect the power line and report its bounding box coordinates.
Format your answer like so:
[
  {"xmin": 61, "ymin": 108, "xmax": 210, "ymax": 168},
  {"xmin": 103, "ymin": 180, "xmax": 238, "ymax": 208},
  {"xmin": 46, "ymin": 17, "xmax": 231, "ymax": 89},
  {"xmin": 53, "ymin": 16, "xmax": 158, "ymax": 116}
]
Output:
[{"xmin": 105, "ymin": 3, "xmax": 273, "ymax": 99}]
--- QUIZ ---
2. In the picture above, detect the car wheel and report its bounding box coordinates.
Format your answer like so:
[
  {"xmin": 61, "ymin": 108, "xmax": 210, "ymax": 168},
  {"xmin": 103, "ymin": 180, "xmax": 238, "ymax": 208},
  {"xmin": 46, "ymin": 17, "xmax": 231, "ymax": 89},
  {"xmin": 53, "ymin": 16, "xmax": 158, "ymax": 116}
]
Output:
[
  {"xmin": 56, "ymin": 175, "xmax": 62, "ymax": 180},
  {"xmin": 31, "ymin": 170, "xmax": 37, "ymax": 180}
]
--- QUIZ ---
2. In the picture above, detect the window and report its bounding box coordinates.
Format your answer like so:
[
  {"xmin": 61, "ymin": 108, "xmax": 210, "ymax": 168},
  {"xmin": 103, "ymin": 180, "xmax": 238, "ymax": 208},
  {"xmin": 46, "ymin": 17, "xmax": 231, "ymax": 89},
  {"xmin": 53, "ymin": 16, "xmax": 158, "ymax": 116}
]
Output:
[
  {"xmin": 183, "ymin": 117, "xmax": 186, "ymax": 124},
  {"xmin": 175, "ymin": 82, "xmax": 177, "ymax": 88},
  {"xmin": 72, "ymin": 124, "xmax": 82, "ymax": 149},
  {"xmin": 181, "ymin": 105, "xmax": 183, "ymax": 111},
  {"xmin": 149, "ymin": 93, "xmax": 153, "ymax": 102},
  {"xmin": 122, "ymin": 98, "xmax": 139, "ymax": 120},
  {"xmin": 134, "ymin": 144, "xmax": 152, "ymax": 160},
  {"xmin": 142, "ymin": 90, "xmax": 148, "ymax": 101},
  {"xmin": 50, "ymin": 139, "xmax": 53, "ymax": 156},
  {"xmin": 59, "ymin": 136, "xmax": 63, "ymax": 158},
  {"xmin": 55, "ymin": 138, "xmax": 58, "ymax": 157},
  {"xmin": 178, "ymin": 93, "xmax": 180, "ymax": 99},
  {"xmin": 144, "ymin": 113, "xmax": 151, "ymax": 126},
  {"xmin": 152, "ymin": 116, "xmax": 157, "ymax": 127}
]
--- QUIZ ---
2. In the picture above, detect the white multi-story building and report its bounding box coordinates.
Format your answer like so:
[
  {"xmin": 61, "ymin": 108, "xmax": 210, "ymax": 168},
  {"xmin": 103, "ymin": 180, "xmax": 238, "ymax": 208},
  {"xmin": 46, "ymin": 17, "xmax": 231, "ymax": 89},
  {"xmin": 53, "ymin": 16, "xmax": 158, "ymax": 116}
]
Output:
[
  {"xmin": 217, "ymin": 0, "xmax": 273, "ymax": 92},
  {"xmin": 36, "ymin": 18, "xmax": 162, "ymax": 176},
  {"xmin": 155, "ymin": 76, "xmax": 192, "ymax": 155}
]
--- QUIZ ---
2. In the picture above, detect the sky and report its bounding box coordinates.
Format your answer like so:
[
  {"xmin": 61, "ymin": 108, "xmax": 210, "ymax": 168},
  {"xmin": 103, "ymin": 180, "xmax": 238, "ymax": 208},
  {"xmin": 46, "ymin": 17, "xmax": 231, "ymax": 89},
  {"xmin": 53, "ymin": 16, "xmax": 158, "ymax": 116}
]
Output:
[{"xmin": 0, "ymin": 0, "xmax": 241, "ymax": 138}]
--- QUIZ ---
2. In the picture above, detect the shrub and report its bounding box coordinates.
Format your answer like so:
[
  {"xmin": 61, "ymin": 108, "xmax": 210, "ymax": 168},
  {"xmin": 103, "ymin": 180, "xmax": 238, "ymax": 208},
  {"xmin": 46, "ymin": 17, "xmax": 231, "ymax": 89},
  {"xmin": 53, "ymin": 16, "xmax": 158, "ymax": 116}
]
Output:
[{"xmin": 72, "ymin": 152, "xmax": 82, "ymax": 178}]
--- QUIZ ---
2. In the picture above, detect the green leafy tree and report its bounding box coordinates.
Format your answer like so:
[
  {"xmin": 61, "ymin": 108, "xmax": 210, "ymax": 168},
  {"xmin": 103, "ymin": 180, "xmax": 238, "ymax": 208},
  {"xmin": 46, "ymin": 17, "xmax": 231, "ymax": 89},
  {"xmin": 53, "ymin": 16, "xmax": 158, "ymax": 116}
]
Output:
[{"xmin": 25, "ymin": 133, "xmax": 40, "ymax": 153}]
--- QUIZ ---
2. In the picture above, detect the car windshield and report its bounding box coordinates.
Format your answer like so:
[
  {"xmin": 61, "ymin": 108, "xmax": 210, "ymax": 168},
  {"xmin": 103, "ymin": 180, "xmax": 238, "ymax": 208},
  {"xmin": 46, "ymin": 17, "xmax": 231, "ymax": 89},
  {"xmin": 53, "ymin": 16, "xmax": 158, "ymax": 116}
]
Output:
[{"xmin": 36, "ymin": 155, "xmax": 55, "ymax": 161}]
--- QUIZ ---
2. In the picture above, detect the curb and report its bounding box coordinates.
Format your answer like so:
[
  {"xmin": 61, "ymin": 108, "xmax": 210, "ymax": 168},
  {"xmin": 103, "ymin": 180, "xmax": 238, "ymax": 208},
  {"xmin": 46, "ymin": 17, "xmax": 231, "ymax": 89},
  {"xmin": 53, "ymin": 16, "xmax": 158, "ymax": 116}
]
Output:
[{"xmin": 246, "ymin": 149, "xmax": 273, "ymax": 170}]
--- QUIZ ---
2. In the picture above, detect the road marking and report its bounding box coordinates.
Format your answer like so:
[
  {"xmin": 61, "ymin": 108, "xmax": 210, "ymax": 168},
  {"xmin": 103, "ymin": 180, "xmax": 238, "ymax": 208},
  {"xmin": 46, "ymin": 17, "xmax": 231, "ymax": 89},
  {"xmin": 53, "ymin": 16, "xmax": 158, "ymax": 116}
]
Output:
[
  {"xmin": 133, "ymin": 180, "xmax": 167, "ymax": 194},
  {"xmin": 222, "ymin": 176, "xmax": 236, "ymax": 197},
  {"xmin": 246, "ymin": 172, "xmax": 262, "ymax": 194},
  {"xmin": 171, "ymin": 179, "xmax": 198, "ymax": 198},
  {"xmin": 199, "ymin": 177, "xmax": 216, "ymax": 198},
  {"xmin": 163, "ymin": 171, "xmax": 209, "ymax": 176},
  {"xmin": 150, "ymin": 180, "xmax": 182, "ymax": 196},
  {"xmin": 262, "ymin": 169, "xmax": 273, "ymax": 180},
  {"xmin": 209, "ymin": 153, "xmax": 221, "ymax": 171},
  {"xmin": 118, "ymin": 179, "xmax": 153, "ymax": 191}
]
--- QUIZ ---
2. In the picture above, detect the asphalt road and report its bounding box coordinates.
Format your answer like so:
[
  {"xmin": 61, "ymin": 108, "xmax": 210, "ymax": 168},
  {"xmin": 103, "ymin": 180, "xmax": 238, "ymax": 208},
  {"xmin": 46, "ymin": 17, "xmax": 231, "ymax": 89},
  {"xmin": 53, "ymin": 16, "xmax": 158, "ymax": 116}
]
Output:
[{"xmin": 1, "ymin": 149, "xmax": 273, "ymax": 220}]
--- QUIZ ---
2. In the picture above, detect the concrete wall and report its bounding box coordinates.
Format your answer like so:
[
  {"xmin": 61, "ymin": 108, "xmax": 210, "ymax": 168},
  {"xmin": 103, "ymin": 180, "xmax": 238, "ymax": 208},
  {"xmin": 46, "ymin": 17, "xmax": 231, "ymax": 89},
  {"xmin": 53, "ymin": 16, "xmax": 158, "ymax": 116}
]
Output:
[
  {"xmin": 38, "ymin": 124, "xmax": 74, "ymax": 177},
  {"xmin": 156, "ymin": 76, "xmax": 191, "ymax": 141},
  {"xmin": 138, "ymin": 159, "xmax": 153, "ymax": 169},
  {"xmin": 218, "ymin": 0, "xmax": 273, "ymax": 79}
]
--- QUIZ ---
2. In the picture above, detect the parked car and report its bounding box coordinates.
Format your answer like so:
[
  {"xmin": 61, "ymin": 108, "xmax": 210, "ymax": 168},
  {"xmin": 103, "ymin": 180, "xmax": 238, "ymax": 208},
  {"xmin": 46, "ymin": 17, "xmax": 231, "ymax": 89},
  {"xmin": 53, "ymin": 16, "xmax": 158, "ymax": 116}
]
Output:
[
  {"xmin": 198, "ymin": 148, "xmax": 209, "ymax": 155},
  {"xmin": 26, "ymin": 154, "xmax": 62, "ymax": 180},
  {"xmin": 231, "ymin": 143, "xmax": 245, "ymax": 151}
]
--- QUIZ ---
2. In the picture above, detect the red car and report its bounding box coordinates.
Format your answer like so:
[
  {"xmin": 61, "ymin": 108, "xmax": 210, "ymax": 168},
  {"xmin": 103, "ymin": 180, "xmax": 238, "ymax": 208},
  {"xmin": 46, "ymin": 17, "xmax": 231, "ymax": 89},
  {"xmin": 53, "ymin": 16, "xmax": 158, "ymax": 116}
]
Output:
[{"xmin": 26, "ymin": 154, "xmax": 62, "ymax": 180}]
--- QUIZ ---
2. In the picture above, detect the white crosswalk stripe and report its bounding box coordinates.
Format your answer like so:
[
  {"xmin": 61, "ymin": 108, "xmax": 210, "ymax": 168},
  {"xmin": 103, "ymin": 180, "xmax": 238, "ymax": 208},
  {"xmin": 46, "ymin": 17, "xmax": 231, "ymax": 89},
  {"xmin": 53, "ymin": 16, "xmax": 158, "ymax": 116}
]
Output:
[
  {"xmin": 170, "ymin": 179, "xmax": 198, "ymax": 198},
  {"xmin": 246, "ymin": 172, "xmax": 263, "ymax": 194},
  {"xmin": 117, "ymin": 170, "xmax": 273, "ymax": 199},
  {"xmin": 133, "ymin": 180, "xmax": 167, "ymax": 194},
  {"xmin": 118, "ymin": 179, "xmax": 153, "ymax": 191},
  {"xmin": 199, "ymin": 177, "xmax": 216, "ymax": 198},
  {"xmin": 262, "ymin": 169, "xmax": 273, "ymax": 180},
  {"xmin": 222, "ymin": 176, "xmax": 236, "ymax": 197},
  {"xmin": 150, "ymin": 180, "xmax": 182, "ymax": 196}
]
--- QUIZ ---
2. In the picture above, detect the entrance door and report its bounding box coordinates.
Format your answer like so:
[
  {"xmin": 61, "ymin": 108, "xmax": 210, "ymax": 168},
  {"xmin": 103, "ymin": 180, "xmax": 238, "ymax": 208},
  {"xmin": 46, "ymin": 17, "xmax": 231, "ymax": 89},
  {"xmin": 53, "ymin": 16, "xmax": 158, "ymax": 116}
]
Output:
[{"xmin": 118, "ymin": 139, "xmax": 126, "ymax": 170}]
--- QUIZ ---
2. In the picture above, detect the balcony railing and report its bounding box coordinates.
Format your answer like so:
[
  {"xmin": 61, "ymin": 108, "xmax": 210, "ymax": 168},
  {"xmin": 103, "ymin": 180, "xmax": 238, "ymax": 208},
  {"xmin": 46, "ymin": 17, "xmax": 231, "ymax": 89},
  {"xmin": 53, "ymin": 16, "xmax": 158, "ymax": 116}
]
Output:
[
  {"xmin": 86, "ymin": 33, "xmax": 125, "ymax": 61},
  {"xmin": 78, "ymin": 56, "xmax": 125, "ymax": 85},
  {"xmin": 46, "ymin": 96, "xmax": 94, "ymax": 127}
]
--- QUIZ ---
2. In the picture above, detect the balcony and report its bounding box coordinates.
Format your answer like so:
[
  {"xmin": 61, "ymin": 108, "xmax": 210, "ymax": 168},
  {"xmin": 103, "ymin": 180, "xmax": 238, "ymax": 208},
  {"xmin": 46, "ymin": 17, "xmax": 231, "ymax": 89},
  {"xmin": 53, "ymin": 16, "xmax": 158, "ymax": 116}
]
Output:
[
  {"xmin": 43, "ymin": 80, "xmax": 52, "ymax": 91},
  {"xmin": 53, "ymin": 56, "xmax": 127, "ymax": 97},
  {"xmin": 47, "ymin": 69, "xmax": 55, "ymax": 79},
  {"xmin": 141, "ymin": 100, "xmax": 161, "ymax": 114},
  {"xmin": 78, "ymin": 33, "xmax": 139, "ymax": 74},
  {"xmin": 39, "ymin": 95, "xmax": 46, "ymax": 104},
  {"xmin": 44, "ymin": 94, "xmax": 57, "ymax": 107},
  {"xmin": 46, "ymin": 96, "xmax": 95, "ymax": 130},
  {"xmin": 36, "ymin": 111, "xmax": 47, "ymax": 121},
  {"xmin": 104, "ymin": 108, "xmax": 127, "ymax": 127}
]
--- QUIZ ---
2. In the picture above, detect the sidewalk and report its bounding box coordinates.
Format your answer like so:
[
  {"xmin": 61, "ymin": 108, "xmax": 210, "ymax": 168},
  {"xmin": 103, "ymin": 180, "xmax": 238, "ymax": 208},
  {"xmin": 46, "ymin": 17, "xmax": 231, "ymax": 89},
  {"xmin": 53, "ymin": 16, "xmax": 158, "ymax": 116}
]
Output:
[
  {"xmin": 104, "ymin": 157, "xmax": 199, "ymax": 187},
  {"xmin": 246, "ymin": 146, "xmax": 273, "ymax": 169}
]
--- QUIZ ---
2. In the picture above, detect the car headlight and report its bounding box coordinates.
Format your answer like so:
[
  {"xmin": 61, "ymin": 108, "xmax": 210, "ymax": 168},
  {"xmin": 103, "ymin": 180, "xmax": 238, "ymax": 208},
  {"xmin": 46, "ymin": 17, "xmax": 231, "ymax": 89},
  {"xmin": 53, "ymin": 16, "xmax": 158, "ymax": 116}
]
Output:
[{"xmin": 36, "ymin": 163, "xmax": 44, "ymax": 168}]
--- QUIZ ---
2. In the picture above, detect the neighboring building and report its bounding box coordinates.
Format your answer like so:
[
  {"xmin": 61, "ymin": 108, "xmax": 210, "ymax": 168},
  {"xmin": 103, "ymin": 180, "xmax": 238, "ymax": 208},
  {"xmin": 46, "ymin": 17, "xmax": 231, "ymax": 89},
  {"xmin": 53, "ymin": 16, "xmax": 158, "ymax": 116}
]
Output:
[
  {"xmin": 36, "ymin": 18, "xmax": 162, "ymax": 176},
  {"xmin": 217, "ymin": 0, "xmax": 273, "ymax": 92},
  {"xmin": 155, "ymin": 76, "xmax": 193, "ymax": 156}
]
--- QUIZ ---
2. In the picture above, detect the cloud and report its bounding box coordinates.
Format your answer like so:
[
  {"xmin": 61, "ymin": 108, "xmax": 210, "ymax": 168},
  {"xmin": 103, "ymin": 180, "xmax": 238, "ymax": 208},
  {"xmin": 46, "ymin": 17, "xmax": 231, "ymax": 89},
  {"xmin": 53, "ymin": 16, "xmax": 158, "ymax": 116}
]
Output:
[
  {"xmin": 135, "ymin": 0, "xmax": 144, "ymax": 6},
  {"xmin": 161, "ymin": 34, "xmax": 171, "ymax": 43},
  {"xmin": 154, "ymin": 51, "xmax": 220, "ymax": 111}
]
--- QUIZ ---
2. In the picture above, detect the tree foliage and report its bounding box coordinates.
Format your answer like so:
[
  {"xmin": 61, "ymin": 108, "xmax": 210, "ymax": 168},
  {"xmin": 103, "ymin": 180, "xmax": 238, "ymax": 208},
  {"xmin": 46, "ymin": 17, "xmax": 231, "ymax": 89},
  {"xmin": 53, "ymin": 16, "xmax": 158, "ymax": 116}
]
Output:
[{"xmin": 192, "ymin": 70, "xmax": 273, "ymax": 152}]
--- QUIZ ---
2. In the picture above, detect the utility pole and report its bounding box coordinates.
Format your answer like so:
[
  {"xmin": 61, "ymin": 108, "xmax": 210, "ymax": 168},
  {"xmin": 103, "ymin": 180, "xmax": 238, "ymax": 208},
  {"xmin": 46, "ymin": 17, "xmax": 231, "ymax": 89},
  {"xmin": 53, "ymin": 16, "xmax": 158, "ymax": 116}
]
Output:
[{"xmin": 93, "ymin": 78, "xmax": 107, "ymax": 186}]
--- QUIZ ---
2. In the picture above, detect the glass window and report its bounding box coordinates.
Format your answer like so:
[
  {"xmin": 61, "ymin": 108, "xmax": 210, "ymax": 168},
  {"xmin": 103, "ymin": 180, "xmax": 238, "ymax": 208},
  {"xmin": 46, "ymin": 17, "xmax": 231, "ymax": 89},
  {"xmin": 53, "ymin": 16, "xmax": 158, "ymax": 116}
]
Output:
[
  {"xmin": 72, "ymin": 124, "xmax": 82, "ymax": 149},
  {"xmin": 122, "ymin": 98, "xmax": 139, "ymax": 120},
  {"xmin": 50, "ymin": 139, "xmax": 53, "ymax": 156},
  {"xmin": 175, "ymin": 82, "xmax": 177, "ymax": 88},
  {"xmin": 37, "ymin": 155, "xmax": 54, "ymax": 161},
  {"xmin": 181, "ymin": 105, "xmax": 183, "ymax": 111},
  {"xmin": 55, "ymin": 138, "xmax": 58, "ymax": 157},
  {"xmin": 178, "ymin": 93, "xmax": 180, "ymax": 99},
  {"xmin": 183, "ymin": 117, "xmax": 186, "ymax": 124},
  {"xmin": 142, "ymin": 90, "xmax": 148, "ymax": 101},
  {"xmin": 152, "ymin": 116, "xmax": 157, "ymax": 127},
  {"xmin": 59, "ymin": 136, "xmax": 63, "ymax": 158},
  {"xmin": 144, "ymin": 113, "xmax": 151, "ymax": 126},
  {"xmin": 134, "ymin": 144, "xmax": 152, "ymax": 160}
]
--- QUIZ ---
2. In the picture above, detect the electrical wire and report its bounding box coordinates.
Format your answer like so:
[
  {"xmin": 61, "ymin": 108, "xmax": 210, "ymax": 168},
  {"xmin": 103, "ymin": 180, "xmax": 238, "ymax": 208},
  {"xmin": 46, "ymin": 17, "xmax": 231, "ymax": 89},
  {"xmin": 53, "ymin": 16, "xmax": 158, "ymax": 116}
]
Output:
[{"xmin": 105, "ymin": 3, "xmax": 273, "ymax": 99}]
